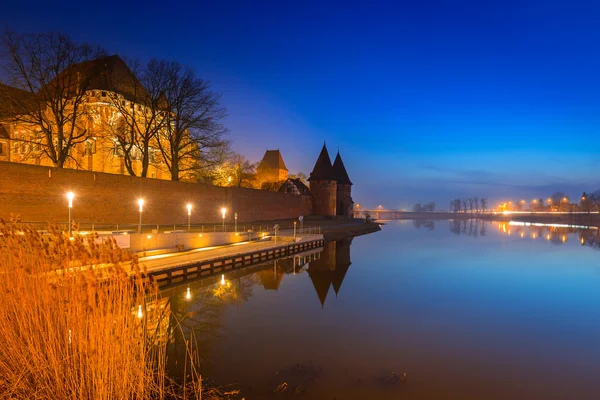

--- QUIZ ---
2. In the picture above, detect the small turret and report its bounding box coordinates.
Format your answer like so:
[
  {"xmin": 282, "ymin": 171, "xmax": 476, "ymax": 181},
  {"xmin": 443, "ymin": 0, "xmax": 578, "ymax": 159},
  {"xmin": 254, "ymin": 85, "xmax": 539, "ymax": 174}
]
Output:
[{"xmin": 332, "ymin": 151, "xmax": 353, "ymax": 217}]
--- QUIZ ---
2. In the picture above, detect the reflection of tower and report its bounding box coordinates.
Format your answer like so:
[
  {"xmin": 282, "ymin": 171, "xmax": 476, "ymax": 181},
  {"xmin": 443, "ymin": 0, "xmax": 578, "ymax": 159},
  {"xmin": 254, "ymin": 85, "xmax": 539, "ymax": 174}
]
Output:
[
  {"xmin": 332, "ymin": 238, "xmax": 352, "ymax": 296},
  {"xmin": 307, "ymin": 240, "xmax": 353, "ymax": 307},
  {"xmin": 257, "ymin": 261, "xmax": 284, "ymax": 290}
]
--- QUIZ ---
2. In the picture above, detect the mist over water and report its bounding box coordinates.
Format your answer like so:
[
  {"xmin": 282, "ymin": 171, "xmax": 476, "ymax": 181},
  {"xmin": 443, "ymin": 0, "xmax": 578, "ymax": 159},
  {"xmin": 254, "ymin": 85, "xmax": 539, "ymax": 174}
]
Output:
[{"xmin": 165, "ymin": 220, "xmax": 600, "ymax": 399}]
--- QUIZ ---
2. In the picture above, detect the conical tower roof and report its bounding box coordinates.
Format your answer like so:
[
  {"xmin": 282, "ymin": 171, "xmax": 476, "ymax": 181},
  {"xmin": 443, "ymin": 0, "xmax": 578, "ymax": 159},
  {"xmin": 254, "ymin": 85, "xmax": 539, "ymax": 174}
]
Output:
[
  {"xmin": 308, "ymin": 143, "xmax": 336, "ymax": 181},
  {"xmin": 308, "ymin": 269, "xmax": 332, "ymax": 308},
  {"xmin": 332, "ymin": 151, "xmax": 353, "ymax": 185}
]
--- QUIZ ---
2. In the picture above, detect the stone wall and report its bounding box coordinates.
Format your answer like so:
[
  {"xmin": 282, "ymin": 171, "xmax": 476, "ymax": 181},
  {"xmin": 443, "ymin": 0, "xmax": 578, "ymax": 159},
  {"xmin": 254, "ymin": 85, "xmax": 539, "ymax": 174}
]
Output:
[{"xmin": 0, "ymin": 161, "xmax": 312, "ymax": 225}]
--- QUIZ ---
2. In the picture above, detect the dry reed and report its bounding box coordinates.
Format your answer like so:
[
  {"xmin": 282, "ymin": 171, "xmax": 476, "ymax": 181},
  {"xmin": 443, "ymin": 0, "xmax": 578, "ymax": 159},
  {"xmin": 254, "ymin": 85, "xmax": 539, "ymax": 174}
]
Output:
[{"xmin": 0, "ymin": 220, "xmax": 202, "ymax": 399}]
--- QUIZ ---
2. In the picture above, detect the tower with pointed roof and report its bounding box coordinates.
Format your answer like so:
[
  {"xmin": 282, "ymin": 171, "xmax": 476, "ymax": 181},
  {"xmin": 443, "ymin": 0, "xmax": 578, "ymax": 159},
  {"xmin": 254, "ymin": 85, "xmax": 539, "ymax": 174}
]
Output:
[
  {"xmin": 332, "ymin": 151, "xmax": 354, "ymax": 217},
  {"xmin": 257, "ymin": 149, "xmax": 288, "ymax": 185},
  {"xmin": 308, "ymin": 143, "xmax": 338, "ymax": 216}
]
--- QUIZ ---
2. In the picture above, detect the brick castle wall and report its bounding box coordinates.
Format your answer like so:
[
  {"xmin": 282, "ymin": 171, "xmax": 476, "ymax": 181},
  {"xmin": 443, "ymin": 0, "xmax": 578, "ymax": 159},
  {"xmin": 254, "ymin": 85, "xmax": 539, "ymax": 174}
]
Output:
[{"xmin": 0, "ymin": 162, "xmax": 312, "ymax": 225}]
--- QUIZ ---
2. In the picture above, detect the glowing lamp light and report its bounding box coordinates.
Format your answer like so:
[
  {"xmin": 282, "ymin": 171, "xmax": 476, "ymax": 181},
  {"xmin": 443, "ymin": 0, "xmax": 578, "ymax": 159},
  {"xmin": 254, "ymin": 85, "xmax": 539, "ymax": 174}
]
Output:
[
  {"xmin": 221, "ymin": 207, "xmax": 226, "ymax": 219},
  {"xmin": 187, "ymin": 203, "xmax": 192, "ymax": 216},
  {"xmin": 138, "ymin": 198, "xmax": 145, "ymax": 212},
  {"xmin": 221, "ymin": 274, "xmax": 225, "ymax": 285},
  {"xmin": 186, "ymin": 287, "xmax": 191, "ymax": 300},
  {"xmin": 66, "ymin": 192, "xmax": 75, "ymax": 208},
  {"xmin": 137, "ymin": 305, "xmax": 143, "ymax": 319},
  {"xmin": 147, "ymin": 235, "xmax": 152, "ymax": 239},
  {"xmin": 581, "ymin": 237, "xmax": 585, "ymax": 245}
]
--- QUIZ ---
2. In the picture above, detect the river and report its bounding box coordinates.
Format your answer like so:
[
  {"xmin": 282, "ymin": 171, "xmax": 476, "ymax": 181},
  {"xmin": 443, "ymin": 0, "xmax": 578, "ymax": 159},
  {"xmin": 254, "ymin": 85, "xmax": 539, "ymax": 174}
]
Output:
[{"xmin": 163, "ymin": 219, "xmax": 600, "ymax": 399}]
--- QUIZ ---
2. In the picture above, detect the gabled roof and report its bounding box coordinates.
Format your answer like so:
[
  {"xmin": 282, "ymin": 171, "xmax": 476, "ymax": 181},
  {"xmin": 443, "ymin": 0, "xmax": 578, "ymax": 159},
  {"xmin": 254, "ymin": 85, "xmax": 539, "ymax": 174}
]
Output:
[
  {"xmin": 308, "ymin": 143, "xmax": 336, "ymax": 181},
  {"xmin": 332, "ymin": 151, "xmax": 352, "ymax": 185},
  {"xmin": 279, "ymin": 178, "xmax": 311, "ymax": 196},
  {"xmin": 258, "ymin": 149, "xmax": 288, "ymax": 171}
]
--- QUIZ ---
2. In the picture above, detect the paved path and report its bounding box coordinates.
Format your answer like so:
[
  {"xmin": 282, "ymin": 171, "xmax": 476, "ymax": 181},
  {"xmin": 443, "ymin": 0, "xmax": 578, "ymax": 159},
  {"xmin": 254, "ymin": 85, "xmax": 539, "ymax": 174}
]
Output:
[{"xmin": 138, "ymin": 234, "xmax": 322, "ymax": 273}]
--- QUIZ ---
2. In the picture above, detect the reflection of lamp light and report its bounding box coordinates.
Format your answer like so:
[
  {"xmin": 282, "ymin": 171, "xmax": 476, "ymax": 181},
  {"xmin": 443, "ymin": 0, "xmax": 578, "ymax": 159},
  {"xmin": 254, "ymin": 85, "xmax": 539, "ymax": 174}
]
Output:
[
  {"xmin": 221, "ymin": 274, "xmax": 225, "ymax": 285},
  {"xmin": 562, "ymin": 235, "xmax": 567, "ymax": 242},
  {"xmin": 581, "ymin": 237, "xmax": 585, "ymax": 245},
  {"xmin": 137, "ymin": 305, "xmax": 143, "ymax": 319},
  {"xmin": 186, "ymin": 287, "xmax": 191, "ymax": 300}
]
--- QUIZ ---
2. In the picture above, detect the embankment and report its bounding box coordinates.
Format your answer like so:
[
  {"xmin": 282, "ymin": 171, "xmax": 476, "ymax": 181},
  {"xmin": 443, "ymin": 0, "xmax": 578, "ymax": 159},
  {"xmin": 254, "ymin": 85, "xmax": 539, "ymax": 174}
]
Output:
[{"xmin": 0, "ymin": 161, "xmax": 312, "ymax": 225}]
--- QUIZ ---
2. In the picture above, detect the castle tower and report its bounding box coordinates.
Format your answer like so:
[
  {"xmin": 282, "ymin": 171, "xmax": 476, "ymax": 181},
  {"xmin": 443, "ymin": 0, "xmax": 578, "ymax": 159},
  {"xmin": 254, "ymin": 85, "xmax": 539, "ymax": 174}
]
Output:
[
  {"xmin": 308, "ymin": 143, "xmax": 337, "ymax": 216},
  {"xmin": 332, "ymin": 151, "xmax": 353, "ymax": 218}
]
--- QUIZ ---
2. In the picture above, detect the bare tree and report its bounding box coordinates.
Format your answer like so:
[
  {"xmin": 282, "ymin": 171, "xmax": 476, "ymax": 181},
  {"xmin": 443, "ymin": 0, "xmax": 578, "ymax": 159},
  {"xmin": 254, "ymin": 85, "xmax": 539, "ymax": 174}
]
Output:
[
  {"xmin": 473, "ymin": 197, "xmax": 479, "ymax": 213},
  {"xmin": 450, "ymin": 199, "xmax": 461, "ymax": 213},
  {"xmin": 0, "ymin": 30, "xmax": 105, "ymax": 167},
  {"xmin": 468, "ymin": 198, "xmax": 474, "ymax": 213},
  {"xmin": 102, "ymin": 59, "xmax": 166, "ymax": 178},
  {"xmin": 462, "ymin": 199, "xmax": 468, "ymax": 213},
  {"xmin": 480, "ymin": 198, "xmax": 488, "ymax": 212},
  {"xmin": 150, "ymin": 59, "xmax": 228, "ymax": 181},
  {"xmin": 289, "ymin": 172, "xmax": 308, "ymax": 183}
]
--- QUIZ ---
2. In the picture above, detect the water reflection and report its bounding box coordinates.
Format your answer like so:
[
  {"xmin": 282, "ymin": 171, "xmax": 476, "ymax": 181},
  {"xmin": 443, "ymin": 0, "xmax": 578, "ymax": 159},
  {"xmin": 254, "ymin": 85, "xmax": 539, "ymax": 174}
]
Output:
[
  {"xmin": 155, "ymin": 226, "xmax": 600, "ymax": 399},
  {"xmin": 307, "ymin": 239, "xmax": 352, "ymax": 307}
]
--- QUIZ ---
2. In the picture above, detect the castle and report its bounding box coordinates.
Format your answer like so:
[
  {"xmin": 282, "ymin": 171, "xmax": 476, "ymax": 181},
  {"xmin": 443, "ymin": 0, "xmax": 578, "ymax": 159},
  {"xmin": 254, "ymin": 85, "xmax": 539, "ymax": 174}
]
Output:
[
  {"xmin": 308, "ymin": 143, "xmax": 353, "ymax": 218},
  {"xmin": 0, "ymin": 55, "xmax": 185, "ymax": 180}
]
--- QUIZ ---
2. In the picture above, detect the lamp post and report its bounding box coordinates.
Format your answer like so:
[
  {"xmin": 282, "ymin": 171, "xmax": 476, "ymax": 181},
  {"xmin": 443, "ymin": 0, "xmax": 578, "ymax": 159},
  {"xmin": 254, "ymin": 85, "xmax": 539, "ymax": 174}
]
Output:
[
  {"xmin": 138, "ymin": 199, "xmax": 144, "ymax": 234},
  {"xmin": 293, "ymin": 221, "xmax": 297, "ymax": 240},
  {"xmin": 234, "ymin": 213, "xmax": 238, "ymax": 232},
  {"xmin": 221, "ymin": 207, "xmax": 226, "ymax": 232},
  {"xmin": 66, "ymin": 192, "xmax": 74, "ymax": 236},
  {"xmin": 187, "ymin": 203, "xmax": 192, "ymax": 232}
]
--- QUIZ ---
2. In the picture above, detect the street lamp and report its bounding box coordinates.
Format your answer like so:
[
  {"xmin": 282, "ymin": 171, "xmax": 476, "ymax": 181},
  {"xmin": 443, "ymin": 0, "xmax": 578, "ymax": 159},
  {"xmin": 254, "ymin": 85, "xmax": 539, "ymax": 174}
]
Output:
[
  {"xmin": 234, "ymin": 212, "xmax": 238, "ymax": 232},
  {"xmin": 221, "ymin": 207, "xmax": 226, "ymax": 232},
  {"xmin": 138, "ymin": 198, "xmax": 144, "ymax": 234},
  {"xmin": 186, "ymin": 203, "xmax": 192, "ymax": 232},
  {"xmin": 66, "ymin": 192, "xmax": 74, "ymax": 236}
]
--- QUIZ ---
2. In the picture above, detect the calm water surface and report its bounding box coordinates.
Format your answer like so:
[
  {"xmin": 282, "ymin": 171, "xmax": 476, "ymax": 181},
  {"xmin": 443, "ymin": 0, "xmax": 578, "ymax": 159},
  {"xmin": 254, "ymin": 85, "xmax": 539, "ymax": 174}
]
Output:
[{"xmin": 165, "ymin": 220, "xmax": 600, "ymax": 399}]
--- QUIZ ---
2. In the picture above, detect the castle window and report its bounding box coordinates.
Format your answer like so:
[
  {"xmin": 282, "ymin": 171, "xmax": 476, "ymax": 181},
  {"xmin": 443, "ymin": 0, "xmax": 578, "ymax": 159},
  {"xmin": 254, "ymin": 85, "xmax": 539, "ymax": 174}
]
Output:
[
  {"xmin": 101, "ymin": 91, "xmax": 106, "ymax": 97},
  {"xmin": 0, "ymin": 142, "xmax": 4, "ymax": 155}
]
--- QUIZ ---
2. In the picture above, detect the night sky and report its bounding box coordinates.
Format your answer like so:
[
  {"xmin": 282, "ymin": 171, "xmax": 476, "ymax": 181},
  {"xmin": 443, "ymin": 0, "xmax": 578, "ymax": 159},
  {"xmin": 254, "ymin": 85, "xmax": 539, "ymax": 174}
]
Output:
[{"xmin": 3, "ymin": 0, "xmax": 600, "ymax": 209}]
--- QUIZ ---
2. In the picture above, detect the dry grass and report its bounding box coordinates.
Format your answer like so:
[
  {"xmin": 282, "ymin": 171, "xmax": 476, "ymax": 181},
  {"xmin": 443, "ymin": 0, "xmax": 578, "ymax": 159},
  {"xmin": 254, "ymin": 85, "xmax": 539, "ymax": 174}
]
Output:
[{"xmin": 0, "ymin": 220, "xmax": 203, "ymax": 399}]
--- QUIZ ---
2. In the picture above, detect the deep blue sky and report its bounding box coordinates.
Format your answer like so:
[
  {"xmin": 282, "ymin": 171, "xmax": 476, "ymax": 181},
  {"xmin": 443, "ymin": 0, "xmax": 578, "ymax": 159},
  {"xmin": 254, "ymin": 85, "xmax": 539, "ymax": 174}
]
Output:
[{"xmin": 3, "ymin": 0, "xmax": 600, "ymax": 209}]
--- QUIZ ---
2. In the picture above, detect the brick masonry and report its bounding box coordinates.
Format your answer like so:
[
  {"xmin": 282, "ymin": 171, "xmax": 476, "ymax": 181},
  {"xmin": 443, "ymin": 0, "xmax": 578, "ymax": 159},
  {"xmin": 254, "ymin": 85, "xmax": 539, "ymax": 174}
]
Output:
[{"xmin": 0, "ymin": 161, "xmax": 312, "ymax": 225}]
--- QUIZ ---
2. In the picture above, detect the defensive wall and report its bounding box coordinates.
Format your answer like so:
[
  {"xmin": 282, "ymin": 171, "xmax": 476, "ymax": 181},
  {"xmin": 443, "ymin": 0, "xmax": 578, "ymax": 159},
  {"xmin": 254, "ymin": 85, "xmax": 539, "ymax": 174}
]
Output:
[{"xmin": 0, "ymin": 162, "xmax": 312, "ymax": 225}]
